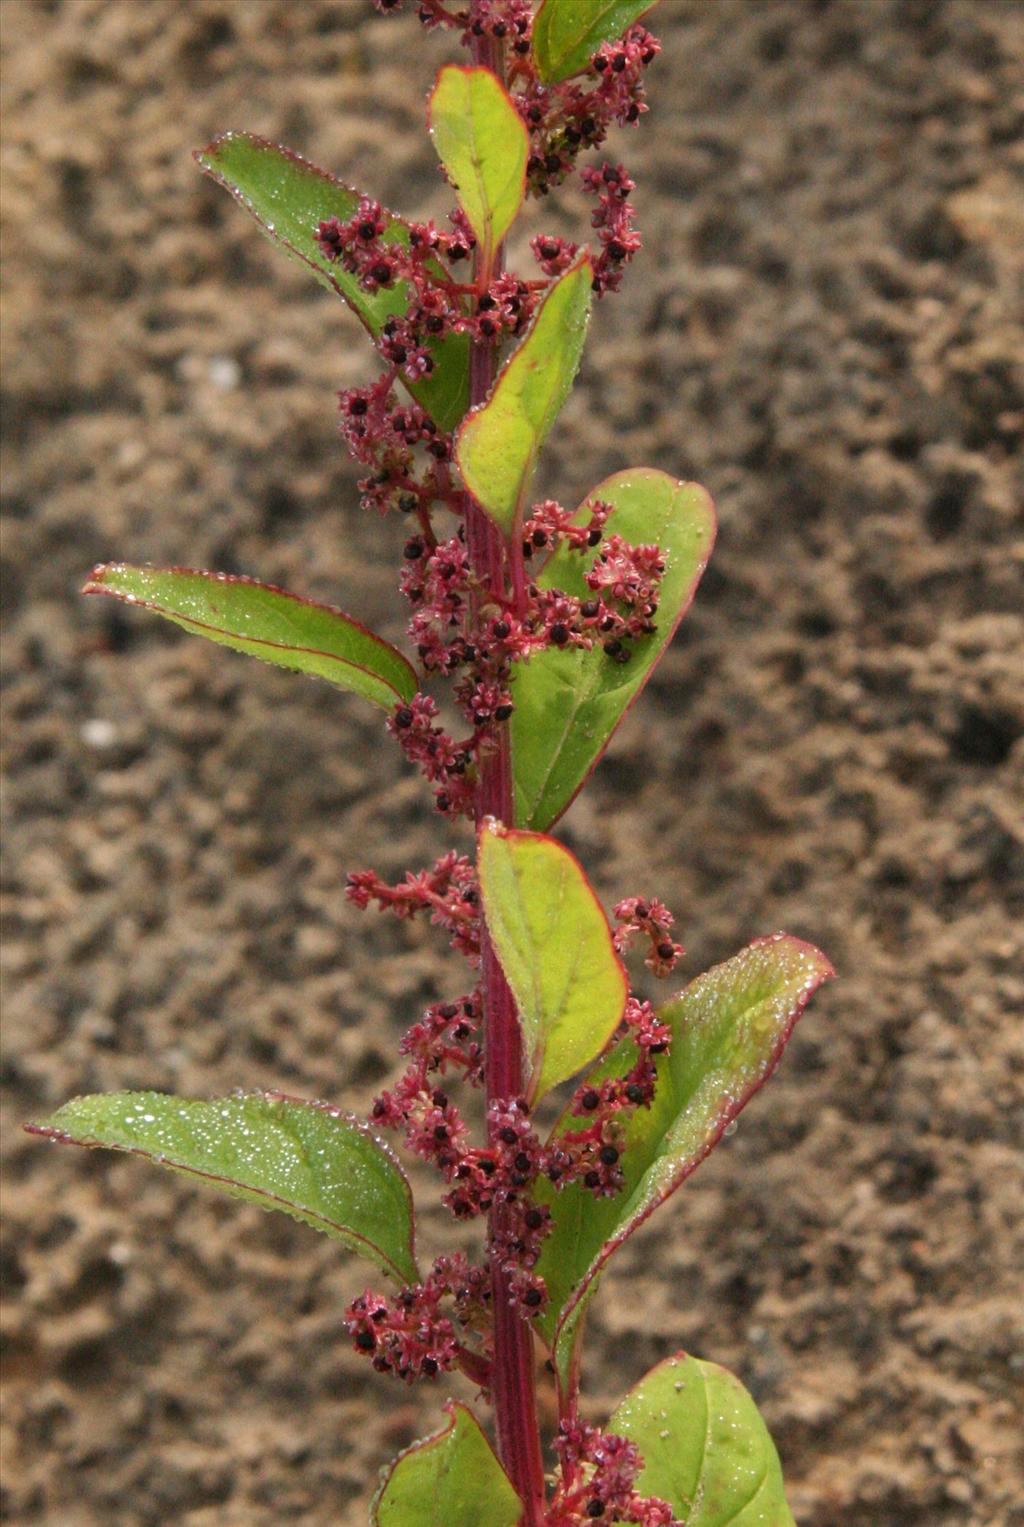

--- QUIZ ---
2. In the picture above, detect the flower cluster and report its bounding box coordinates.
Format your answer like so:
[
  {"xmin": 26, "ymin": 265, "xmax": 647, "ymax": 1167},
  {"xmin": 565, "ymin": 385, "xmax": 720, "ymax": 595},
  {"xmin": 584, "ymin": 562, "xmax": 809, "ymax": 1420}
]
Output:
[
  {"xmin": 346, "ymin": 849, "xmax": 480, "ymax": 958},
  {"xmin": 347, "ymin": 1279, "xmax": 460, "ymax": 1383},
  {"xmin": 387, "ymin": 693, "xmax": 479, "ymax": 819},
  {"xmin": 580, "ymin": 162, "xmax": 643, "ymax": 295},
  {"xmin": 346, "ymin": 1251, "xmax": 495, "ymax": 1385},
  {"xmin": 549, "ymin": 1420, "xmax": 676, "ymax": 1526},
  {"xmin": 337, "ymin": 372, "xmax": 456, "ymax": 518},
  {"xmin": 516, "ymin": 27, "xmax": 660, "ymax": 200},
  {"xmin": 614, "ymin": 896, "xmax": 684, "ymax": 977}
]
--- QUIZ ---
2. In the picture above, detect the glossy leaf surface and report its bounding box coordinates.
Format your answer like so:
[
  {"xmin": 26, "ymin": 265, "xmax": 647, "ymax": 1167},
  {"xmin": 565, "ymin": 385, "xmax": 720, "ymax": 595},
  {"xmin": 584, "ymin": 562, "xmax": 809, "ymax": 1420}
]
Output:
[
  {"xmin": 611, "ymin": 1352, "xmax": 794, "ymax": 1526},
  {"xmin": 28, "ymin": 1091, "xmax": 418, "ymax": 1283},
  {"xmin": 478, "ymin": 822, "xmax": 627, "ymax": 1103},
  {"xmin": 84, "ymin": 564, "xmax": 417, "ymax": 711},
  {"xmin": 455, "ymin": 258, "xmax": 592, "ymax": 535},
  {"xmin": 532, "ymin": 0, "xmax": 657, "ymax": 84},
  {"xmin": 428, "ymin": 66, "xmax": 528, "ymax": 269},
  {"xmin": 195, "ymin": 132, "xmax": 470, "ymax": 430},
  {"xmin": 372, "ymin": 1402, "xmax": 522, "ymax": 1527},
  {"xmin": 533, "ymin": 936, "xmax": 833, "ymax": 1388},
  {"xmin": 511, "ymin": 469, "xmax": 715, "ymax": 829}
]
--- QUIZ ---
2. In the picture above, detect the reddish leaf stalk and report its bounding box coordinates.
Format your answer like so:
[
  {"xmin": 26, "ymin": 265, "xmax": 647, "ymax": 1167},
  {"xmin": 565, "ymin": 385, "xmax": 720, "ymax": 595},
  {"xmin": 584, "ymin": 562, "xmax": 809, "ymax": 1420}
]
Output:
[{"xmin": 467, "ymin": 29, "xmax": 547, "ymax": 1527}]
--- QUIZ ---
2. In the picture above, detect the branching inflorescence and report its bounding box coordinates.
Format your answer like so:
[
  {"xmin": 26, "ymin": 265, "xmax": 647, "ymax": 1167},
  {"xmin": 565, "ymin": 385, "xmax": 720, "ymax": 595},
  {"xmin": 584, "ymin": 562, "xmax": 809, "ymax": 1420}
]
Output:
[{"xmin": 30, "ymin": 4, "xmax": 833, "ymax": 1523}]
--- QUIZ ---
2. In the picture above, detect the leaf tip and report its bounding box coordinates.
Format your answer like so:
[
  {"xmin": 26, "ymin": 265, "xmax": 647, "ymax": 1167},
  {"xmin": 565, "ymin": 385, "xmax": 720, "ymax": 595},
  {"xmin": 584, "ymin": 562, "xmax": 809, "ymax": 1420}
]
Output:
[{"xmin": 81, "ymin": 562, "xmax": 118, "ymax": 596}]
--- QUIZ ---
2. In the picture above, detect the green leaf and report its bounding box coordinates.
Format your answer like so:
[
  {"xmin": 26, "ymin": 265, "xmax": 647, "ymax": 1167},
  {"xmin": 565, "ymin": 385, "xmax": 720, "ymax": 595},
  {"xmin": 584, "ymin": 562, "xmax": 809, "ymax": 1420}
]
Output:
[
  {"xmin": 533, "ymin": 936, "xmax": 833, "ymax": 1391},
  {"xmin": 611, "ymin": 1352, "xmax": 795, "ymax": 1526},
  {"xmin": 372, "ymin": 1402, "xmax": 522, "ymax": 1527},
  {"xmin": 533, "ymin": 0, "xmax": 658, "ymax": 84},
  {"xmin": 27, "ymin": 1091, "xmax": 419, "ymax": 1284},
  {"xmin": 511, "ymin": 469, "xmax": 716, "ymax": 830},
  {"xmin": 455, "ymin": 258, "xmax": 593, "ymax": 536},
  {"xmin": 428, "ymin": 66, "xmax": 528, "ymax": 270},
  {"xmin": 83, "ymin": 563, "xmax": 417, "ymax": 711},
  {"xmin": 194, "ymin": 132, "xmax": 470, "ymax": 431},
  {"xmin": 478, "ymin": 821, "xmax": 627, "ymax": 1104}
]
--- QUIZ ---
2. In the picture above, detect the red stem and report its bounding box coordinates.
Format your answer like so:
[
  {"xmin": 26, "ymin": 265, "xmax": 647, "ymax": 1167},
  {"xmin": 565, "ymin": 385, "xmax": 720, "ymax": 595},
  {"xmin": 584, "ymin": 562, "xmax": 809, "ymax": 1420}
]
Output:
[{"xmin": 465, "ymin": 28, "xmax": 547, "ymax": 1527}]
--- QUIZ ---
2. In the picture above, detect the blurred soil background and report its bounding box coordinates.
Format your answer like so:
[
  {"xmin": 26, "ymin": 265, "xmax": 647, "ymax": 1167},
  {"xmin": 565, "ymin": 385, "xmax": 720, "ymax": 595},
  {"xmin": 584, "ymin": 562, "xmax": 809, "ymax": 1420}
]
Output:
[{"xmin": 2, "ymin": 1, "xmax": 1023, "ymax": 1522}]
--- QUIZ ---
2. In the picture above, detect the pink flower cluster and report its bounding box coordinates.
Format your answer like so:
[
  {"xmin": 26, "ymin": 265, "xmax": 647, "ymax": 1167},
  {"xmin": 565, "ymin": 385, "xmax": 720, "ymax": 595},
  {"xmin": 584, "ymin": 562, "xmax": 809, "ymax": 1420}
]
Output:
[
  {"xmin": 614, "ymin": 896, "xmax": 684, "ymax": 978},
  {"xmin": 516, "ymin": 25, "xmax": 659, "ymax": 195},
  {"xmin": 549, "ymin": 1419, "xmax": 676, "ymax": 1526},
  {"xmin": 345, "ymin": 849, "xmax": 480, "ymax": 958},
  {"xmin": 346, "ymin": 1251, "xmax": 495, "ymax": 1385}
]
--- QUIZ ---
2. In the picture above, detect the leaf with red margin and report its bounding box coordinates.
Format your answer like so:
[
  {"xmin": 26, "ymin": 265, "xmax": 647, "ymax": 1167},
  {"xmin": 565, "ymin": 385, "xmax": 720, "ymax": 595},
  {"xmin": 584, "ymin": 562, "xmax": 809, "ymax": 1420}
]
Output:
[
  {"xmin": 428, "ymin": 66, "xmax": 528, "ymax": 272},
  {"xmin": 26, "ymin": 1091, "xmax": 419, "ymax": 1284},
  {"xmin": 531, "ymin": 935, "xmax": 834, "ymax": 1395},
  {"xmin": 194, "ymin": 132, "xmax": 471, "ymax": 431},
  {"xmin": 83, "ymin": 563, "xmax": 417, "ymax": 711},
  {"xmin": 611, "ymin": 1351, "xmax": 795, "ymax": 1526},
  {"xmin": 478, "ymin": 821, "xmax": 627, "ymax": 1105},
  {"xmin": 372, "ymin": 1401, "xmax": 522, "ymax": 1527},
  {"xmin": 510, "ymin": 470, "xmax": 716, "ymax": 830}
]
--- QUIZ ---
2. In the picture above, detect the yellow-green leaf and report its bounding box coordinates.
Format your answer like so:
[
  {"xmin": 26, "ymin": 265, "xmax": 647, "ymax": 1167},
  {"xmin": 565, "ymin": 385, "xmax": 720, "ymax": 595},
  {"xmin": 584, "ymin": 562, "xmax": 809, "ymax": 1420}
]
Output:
[
  {"xmin": 611, "ymin": 1352, "xmax": 795, "ymax": 1526},
  {"xmin": 478, "ymin": 822, "xmax": 627, "ymax": 1104},
  {"xmin": 372, "ymin": 1403, "xmax": 522, "ymax": 1527},
  {"xmin": 533, "ymin": 0, "xmax": 658, "ymax": 84},
  {"xmin": 428, "ymin": 66, "xmax": 528, "ymax": 270},
  {"xmin": 455, "ymin": 259, "xmax": 593, "ymax": 536},
  {"xmin": 533, "ymin": 936, "xmax": 833, "ymax": 1392},
  {"xmin": 83, "ymin": 564, "xmax": 417, "ymax": 711},
  {"xmin": 27, "ymin": 1091, "xmax": 419, "ymax": 1284}
]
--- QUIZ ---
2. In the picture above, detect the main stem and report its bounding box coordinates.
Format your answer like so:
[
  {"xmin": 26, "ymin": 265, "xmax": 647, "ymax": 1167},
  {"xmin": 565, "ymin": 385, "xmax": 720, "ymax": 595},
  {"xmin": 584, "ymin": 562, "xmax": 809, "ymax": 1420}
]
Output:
[{"xmin": 466, "ymin": 31, "xmax": 547, "ymax": 1527}]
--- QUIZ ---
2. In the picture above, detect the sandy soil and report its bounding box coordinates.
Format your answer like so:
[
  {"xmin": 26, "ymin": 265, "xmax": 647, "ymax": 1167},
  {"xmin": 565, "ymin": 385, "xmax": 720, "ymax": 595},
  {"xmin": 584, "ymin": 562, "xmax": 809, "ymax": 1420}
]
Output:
[{"xmin": 2, "ymin": 1, "xmax": 1022, "ymax": 1523}]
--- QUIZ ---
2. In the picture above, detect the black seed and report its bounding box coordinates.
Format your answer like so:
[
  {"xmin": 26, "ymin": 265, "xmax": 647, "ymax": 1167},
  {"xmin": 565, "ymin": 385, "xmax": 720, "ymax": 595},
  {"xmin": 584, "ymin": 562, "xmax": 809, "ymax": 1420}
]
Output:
[
  {"xmin": 355, "ymin": 1330, "xmax": 375, "ymax": 1351},
  {"xmin": 599, "ymin": 1144, "xmax": 619, "ymax": 1166},
  {"xmin": 581, "ymin": 1089, "xmax": 601, "ymax": 1111}
]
